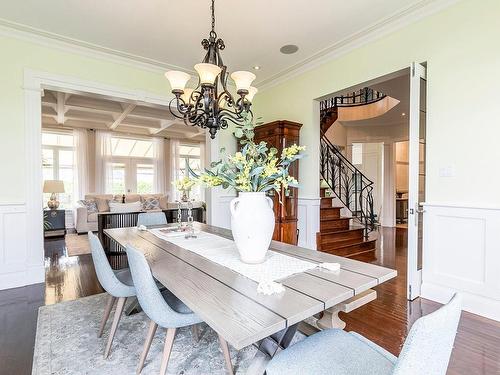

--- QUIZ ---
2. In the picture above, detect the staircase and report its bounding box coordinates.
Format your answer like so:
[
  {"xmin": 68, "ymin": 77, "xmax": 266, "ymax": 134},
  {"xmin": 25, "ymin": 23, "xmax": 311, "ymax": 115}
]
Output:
[{"xmin": 317, "ymin": 87, "xmax": 385, "ymax": 258}]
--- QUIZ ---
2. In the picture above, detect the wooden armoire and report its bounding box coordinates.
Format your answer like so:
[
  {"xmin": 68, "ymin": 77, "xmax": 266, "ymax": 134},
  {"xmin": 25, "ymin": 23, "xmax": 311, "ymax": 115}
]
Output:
[{"xmin": 254, "ymin": 120, "xmax": 302, "ymax": 245}]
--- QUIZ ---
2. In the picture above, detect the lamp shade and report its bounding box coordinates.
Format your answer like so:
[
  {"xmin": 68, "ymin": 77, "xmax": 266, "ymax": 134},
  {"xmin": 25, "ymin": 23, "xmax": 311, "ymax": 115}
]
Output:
[
  {"xmin": 194, "ymin": 63, "xmax": 222, "ymax": 85},
  {"xmin": 230, "ymin": 71, "xmax": 256, "ymax": 92},
  {"xmin": 43, "ymin": 180, "xmax": 65, "ymax": 193},
  {"xmin": 181, "ymin": 88, "xmax": 199, "ymax": 104},
  {"xmin": 164, "ymin": 70, "xmax": 191, "ymax": 91},
  {"xmin": 246, "ymin": 86, "xmax": 258, "ymax": 102}
]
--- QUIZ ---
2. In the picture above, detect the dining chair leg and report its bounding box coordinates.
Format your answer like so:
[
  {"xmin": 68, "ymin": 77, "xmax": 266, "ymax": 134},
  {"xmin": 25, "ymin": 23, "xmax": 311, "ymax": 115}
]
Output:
[
  {"xmin": 136, "ymin": 320, "xmax": 158, "ymax": 374},
  {"xmin": 159, "ymin": 328, "xmax": 177, "ymax": 375},
  {"xmin": 191, "ymin": 324, "xmax": 200, "ymax": 343},
  {"xmin": 104, "ymin": 296, "xmax": 127, "ymax": 359},
  {"xmin": 98, "ymin": 295, "xmax": 116, "ymax": 338},
  {"xmin": 218, "ymin": 333, "xmax": 234, "ymax": 375}
]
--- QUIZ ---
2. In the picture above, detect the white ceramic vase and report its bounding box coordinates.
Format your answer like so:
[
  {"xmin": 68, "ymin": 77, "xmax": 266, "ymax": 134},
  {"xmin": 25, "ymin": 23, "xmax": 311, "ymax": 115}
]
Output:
[{"xmin": 230, "ymin": 192, "xmax": 275, "ymax": 264}]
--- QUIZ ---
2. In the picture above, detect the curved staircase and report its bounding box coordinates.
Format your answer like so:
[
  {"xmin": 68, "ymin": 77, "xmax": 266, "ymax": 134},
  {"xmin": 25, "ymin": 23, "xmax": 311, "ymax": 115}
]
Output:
[{"xmin": 317, "ymin": 87, "xmax": 385, "ymax": 258}]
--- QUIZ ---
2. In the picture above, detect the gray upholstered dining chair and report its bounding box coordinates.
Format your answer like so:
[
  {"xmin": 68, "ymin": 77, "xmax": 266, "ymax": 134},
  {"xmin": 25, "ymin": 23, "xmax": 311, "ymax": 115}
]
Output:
[
  {"xmin": 137, "ymin": 212, "xmax": 168, "ymax": 227},
  {"xmin": 126, "ymin": 244, "xmax": 234, "ymax": 375},
  {"xmin": 266, "ymin": 293, "xmax": 462, "ymax": 375},
  {"xmin": 88, "ymin": 231, "xmax": 137, "ymax": 358}
]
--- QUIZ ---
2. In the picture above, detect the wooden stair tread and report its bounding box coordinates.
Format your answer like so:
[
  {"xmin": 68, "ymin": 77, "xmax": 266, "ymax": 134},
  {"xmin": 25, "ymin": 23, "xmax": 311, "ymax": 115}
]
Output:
[
  {"xmin": 319, "ymin": 227, "xmax": 364, "ymax": 235},
  {"xmin": 322, "ymin": 238, "xmax": 376, "ymax": 251},
  {"xmin": 320, "ymin": 216, "xmax": 349, "ymax": 222}
]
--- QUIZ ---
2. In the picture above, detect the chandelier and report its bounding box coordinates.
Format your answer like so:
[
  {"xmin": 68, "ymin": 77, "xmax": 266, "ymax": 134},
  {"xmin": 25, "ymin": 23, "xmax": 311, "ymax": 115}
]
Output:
[{"xmin": 164, "ymin": 0, "xmax": 258, "ymax": 139}]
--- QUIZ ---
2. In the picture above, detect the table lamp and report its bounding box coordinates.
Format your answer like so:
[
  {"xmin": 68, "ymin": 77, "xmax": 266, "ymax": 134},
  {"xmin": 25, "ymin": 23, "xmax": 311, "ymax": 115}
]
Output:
[{"xmin": 43, "ymin": 180, "xmax": 65, "ymax": 210}]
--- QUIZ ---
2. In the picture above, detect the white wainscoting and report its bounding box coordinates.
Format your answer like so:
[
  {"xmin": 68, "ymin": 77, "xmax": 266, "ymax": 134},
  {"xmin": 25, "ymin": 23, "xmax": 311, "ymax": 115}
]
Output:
[
  {"xmin": 211, "ymin": 195, "xmax": 236, "ymax": 230},
  {"xmin": 297, "ymin": 197, "xmax": 321, "ymax": 250},
  {"xmin": 0, "ymin": 204, "xmax": 44, "ymax": 290},
  {"xmin": 422, "ymin": 203, "xmax": 500, "ymax": 321}
]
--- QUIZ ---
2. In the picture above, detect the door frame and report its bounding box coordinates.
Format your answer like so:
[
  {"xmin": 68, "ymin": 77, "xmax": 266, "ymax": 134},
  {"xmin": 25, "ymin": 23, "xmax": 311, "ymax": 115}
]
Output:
[
  {"xmin": 407, "ymin": 62, "xmax": 427, "ymax": 300},
  {"xmin": 23, "ymin": 69, "xmax": 173, "ymax": 285}
]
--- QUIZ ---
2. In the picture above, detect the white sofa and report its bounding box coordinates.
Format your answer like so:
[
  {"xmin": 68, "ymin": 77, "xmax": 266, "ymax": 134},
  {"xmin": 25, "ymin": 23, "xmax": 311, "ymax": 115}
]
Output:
[{"xmin": 74, "ymin": 193, "xmax": 168, "ymax": 234}]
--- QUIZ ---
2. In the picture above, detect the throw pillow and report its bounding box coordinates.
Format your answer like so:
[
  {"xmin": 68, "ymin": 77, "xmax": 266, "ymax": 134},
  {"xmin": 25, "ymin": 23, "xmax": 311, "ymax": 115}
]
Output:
[
  {"xmin": 78, "ymin": 199, "xmax": 98, "ymax": 214},
  {"xmin": 108, "ymin": 201, "xmax": 142, "ymax": 213},
  {"xmin": 95, "ymin": 197, "xmax": 111, "ymax": 212},
  {"xmin": 142, "ymin": 197, "xmax": 161, "ymax": 211}
]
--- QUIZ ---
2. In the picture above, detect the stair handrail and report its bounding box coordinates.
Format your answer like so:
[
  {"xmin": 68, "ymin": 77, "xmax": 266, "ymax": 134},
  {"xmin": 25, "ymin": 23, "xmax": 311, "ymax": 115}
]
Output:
[{"xmin": 319, "ymin": 86, "xmax": 384, "ymax": 238}]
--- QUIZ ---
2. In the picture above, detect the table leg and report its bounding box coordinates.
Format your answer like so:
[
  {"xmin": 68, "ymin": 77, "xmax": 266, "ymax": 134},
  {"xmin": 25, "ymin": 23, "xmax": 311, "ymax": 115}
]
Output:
[
  {"xmin": 125, "ymin": 297, "xmax": 142, "ymax": 316},
  {"xmin": 246, "ymin": 323, "xmax": 298, "ymax": 375},
  {"xmin": 316, "ymin": 305, "xmax": 346, "ymax": 330}
]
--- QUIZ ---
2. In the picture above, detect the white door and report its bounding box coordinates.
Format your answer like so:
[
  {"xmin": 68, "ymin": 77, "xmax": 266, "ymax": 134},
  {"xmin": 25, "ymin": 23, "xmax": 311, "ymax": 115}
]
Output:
[{"xmin": 407, "ymin": 62, "xmax": 427, "ymax": 300}]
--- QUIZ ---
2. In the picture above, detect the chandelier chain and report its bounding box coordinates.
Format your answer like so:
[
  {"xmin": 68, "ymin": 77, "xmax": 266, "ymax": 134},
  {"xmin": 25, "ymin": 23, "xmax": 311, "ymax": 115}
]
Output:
[{"xmin": 211, "ymin": 0, "xmax": 216, "ymax": 32}]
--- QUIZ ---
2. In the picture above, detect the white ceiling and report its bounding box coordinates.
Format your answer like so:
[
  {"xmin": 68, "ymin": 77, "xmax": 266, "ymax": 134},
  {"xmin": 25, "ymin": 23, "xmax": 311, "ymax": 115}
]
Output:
[{"xmin": 0, "ymin": 0, "xmax": 441, "ymax": 86}]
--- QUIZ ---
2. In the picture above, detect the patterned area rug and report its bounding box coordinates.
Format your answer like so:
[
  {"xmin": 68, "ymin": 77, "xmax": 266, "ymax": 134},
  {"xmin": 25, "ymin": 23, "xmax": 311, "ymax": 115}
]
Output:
[
  {"xmin": 65, "ymin": 234, "xmax": 91, "ymax": 257},
  {"xmin": 32, "ymin": 293, "xmax": 260, "ymax": 374}
]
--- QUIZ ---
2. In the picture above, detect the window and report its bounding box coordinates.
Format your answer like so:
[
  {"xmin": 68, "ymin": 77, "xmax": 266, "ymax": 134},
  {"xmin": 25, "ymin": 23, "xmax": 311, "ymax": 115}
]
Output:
[
  {"xmin": 109, "ymin": 136, "xmax": 155, "ymax": 194},
  {"xmin": 136, "ymin": 164, "xmax": 154, "ymax": 194},
  {"xmin": 42, "ymin": 131, "xmax": 75, "ymax": 207},
  {"xmin": 178, "ymin": 144, "xmax": 202, "ymax": 200}
]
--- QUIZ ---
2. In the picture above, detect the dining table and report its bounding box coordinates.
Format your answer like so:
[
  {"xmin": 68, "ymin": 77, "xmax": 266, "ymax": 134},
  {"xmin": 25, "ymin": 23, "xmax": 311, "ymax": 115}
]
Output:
[{"xmin": 104, "ymin": 222, "xmax": 397, "ymax": 374}]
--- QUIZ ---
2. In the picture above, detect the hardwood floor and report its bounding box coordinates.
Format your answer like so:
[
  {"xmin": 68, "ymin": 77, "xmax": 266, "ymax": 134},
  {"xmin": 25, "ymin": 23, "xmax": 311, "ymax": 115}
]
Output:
[
  {"xmin": 347, "ymin": 227, "xmax": 500, "ymax": 375},
  {"xmin": 0, "ymin": 229, "xmax": 499, "ymax": 374}
]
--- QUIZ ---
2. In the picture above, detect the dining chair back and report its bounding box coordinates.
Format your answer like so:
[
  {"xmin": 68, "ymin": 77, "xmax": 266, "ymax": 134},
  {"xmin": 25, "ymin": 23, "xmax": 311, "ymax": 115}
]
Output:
[
  {"xmin": 126, "ymin": 244, "xmax": 234, "ymax": 374},
  {"xmin": 126, "ymin": 244, "xmax": 199, "ymax": 328},
  {"xmin": 137, "ymin": 212, "xmax": 168, "ymax": 227},
  {"xmin": 88, "ymin": 231, "xmax": 136, "ymax": 298},
  {"xmin": 265, "ymin": 293, "xmax": 461, "ymax": 375},
  {"xmin": 88, "ymin": 231, "xmax": 136, "ymax": 358},
  {"xmin": 392, "ymin": 293, "xmax": 462, "ymax": 374}
]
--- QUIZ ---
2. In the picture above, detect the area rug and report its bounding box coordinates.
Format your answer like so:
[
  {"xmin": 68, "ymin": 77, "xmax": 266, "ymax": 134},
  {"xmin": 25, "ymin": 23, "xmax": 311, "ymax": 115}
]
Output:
[
  {"xmin": 65, "ymin": 234, "xmax": 91, "ymax": 257},
  {"xmin": 32, "ymin": 293, "xmax": 261, "ymax": 374}
]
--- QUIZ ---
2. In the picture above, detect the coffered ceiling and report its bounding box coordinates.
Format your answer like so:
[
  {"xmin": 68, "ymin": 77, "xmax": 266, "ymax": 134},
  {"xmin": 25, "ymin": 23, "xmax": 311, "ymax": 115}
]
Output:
[
  {"xmin": 41, "ymin": 90, "xmax": 205, "ymax": 141},
  {"xmin": 0, "ymin": 0, "xmax": 453, "ymax": 87}
]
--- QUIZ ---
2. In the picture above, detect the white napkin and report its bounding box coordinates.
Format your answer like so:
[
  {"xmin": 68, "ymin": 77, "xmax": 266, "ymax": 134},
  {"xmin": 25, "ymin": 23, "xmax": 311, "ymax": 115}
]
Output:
[
  {"xmin": 137, "ymin": 225, "xmax": 147, "ymax": 231},
  {"xmin": 257, "ymin": 280, "xmax": 286, "ymax": 295},
  {"xmin": 318, "ymin": 262, "xmax": 341, "ymax": 272}
]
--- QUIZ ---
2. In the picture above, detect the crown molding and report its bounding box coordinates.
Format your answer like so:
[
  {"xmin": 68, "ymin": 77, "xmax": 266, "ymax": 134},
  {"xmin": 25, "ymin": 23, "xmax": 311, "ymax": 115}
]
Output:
[
  {"xmin": 256, "ymin": 0, "xmax": 460, "ymax": 91},
  {"xmin": 0, "ymin": 18, "xmax": 195, "ymax": 76}
]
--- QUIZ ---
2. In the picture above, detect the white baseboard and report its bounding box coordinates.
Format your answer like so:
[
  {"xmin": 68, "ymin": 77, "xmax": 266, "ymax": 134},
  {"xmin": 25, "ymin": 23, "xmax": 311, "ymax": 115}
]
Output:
[
  {"xmin": 0, "ymin": 265, "xmax": 45, "ymax": 290},
  {"xmin": 421, "ymin": 282, "xmax": 500, "ymax": 322}
]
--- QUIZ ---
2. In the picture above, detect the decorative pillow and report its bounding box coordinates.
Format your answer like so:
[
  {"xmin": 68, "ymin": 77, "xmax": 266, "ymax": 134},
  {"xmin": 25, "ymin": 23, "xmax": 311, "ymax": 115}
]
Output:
[
  {"xmin": 95, "ymin": 197, "xmax": 111, "ymax": 212},
  {"xmin": 78, "ymin": 199, "xmax": 98, "ymax": 214},
  {"xmin": 142, "ymin": 197, "xmax": 161, "ymax": 211},
  {"xmin": 108, "ymin": 201, "xmax": 142, "ymax": 213}
]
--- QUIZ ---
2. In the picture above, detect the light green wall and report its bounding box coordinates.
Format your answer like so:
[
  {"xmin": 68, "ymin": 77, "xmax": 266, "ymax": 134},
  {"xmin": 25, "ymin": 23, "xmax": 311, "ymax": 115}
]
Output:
[
  {"xmin": 0, "ymin": 35, "xmax": 170, "ymax": 204},
  {"xmin": 254, "ymin": 0, "xmax": 500, "ymax": 204}
]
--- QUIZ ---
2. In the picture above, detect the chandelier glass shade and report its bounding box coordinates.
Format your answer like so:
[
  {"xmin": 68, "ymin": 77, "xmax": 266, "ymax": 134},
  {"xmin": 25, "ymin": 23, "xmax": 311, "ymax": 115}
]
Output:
[{"xmin": 164, "ymin": 0, "xmax": 258, "ymax": 139}]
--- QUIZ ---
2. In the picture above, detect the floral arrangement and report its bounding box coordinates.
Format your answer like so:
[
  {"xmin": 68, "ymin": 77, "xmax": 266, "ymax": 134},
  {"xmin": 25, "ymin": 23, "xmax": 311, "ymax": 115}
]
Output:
[
  {"xmin": 192, "ymin": 113, "xmax": 305, "ymax": 194},
  {"xmin": 173, "ymin": 176, "xmax": 196, "ymax": 192}
]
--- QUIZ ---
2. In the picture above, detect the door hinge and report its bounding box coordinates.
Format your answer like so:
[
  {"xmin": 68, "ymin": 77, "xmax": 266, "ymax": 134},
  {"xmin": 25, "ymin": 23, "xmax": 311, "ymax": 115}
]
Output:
[{"xmin": 409, "ymin": 285, "xmax": 412, "ymax": 300}]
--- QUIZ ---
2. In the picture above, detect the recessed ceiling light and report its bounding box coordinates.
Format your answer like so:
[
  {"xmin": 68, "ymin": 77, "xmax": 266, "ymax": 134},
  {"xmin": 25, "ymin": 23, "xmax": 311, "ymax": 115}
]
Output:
[
  {"xmin": 280, "ymin": 44, "xmax": 299, "ymax": 55},
  {"xmin": 253, "ymin": 65, "xmax": 261, "ymax": 70}
]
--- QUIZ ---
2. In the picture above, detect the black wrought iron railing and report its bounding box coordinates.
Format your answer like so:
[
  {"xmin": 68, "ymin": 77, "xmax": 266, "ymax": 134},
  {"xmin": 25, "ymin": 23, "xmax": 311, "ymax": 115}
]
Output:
[{"xmin": 319, "ymin": 87, "xmax": 384, "ymax": 237}]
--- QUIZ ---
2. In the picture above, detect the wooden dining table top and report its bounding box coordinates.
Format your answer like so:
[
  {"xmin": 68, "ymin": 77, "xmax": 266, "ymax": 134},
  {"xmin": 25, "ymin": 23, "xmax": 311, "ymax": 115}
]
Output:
[{"xmin": 104, "ymin": 222, "xmax": 397, "ymax": 350}]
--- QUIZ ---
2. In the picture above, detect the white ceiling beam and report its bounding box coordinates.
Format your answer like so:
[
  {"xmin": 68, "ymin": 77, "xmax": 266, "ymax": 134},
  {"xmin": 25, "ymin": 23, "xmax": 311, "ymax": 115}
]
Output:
[
  {"xmin": 110, "ymin": 103, "xmax": 136, "ymax": 130},
  {"xmin": 186, "ymin": 129, "xmax": 205, "ymax": 138},
  {"xmin": 149, "ymin": 120, "xmax": 176, "ymax": 135},
  {"xmin": 56, "ymin": 92, "xmax": 68, "ymax": 124}
]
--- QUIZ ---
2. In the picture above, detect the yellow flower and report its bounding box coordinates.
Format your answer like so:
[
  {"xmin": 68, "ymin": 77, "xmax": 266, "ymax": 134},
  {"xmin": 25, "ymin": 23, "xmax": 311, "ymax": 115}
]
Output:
[
  {"xmin": 263, "ymin": 158, "xmax": 279, "ymax": 177},
  {"xmin": 173, "ymin": 176, "xmax": 196, "ymax": 191},
  {"xmin": 198, "ymin": 174, "xmax": 223, "ymax": 187},
  {"xmin": 231, "ymin": 152, "xmax": 245, "ymax": 164},
  {"xmin": 281, "ymin": 144, "xmax": 306, "ymax": 160}
]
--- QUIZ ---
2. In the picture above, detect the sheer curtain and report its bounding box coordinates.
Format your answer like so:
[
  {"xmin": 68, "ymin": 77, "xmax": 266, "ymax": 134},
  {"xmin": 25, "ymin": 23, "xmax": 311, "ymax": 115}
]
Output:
[
  {"xmin": 170, "ymin": 139, "xmax": 181, "ymax": 200},
  {"xmin": 199, "ymin": 141, "xmax": 206, "ymax": 202},
  {"xmin": 153, "ymin": 137, "xmax": 166, "ymax": 194},
  {"xmin": 95, "ymin": 130, "xmax": 113, "ymax": 194},
  {"xmin": 74, "ymin": 128, "xmax": 89, "ymax": 202}
]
